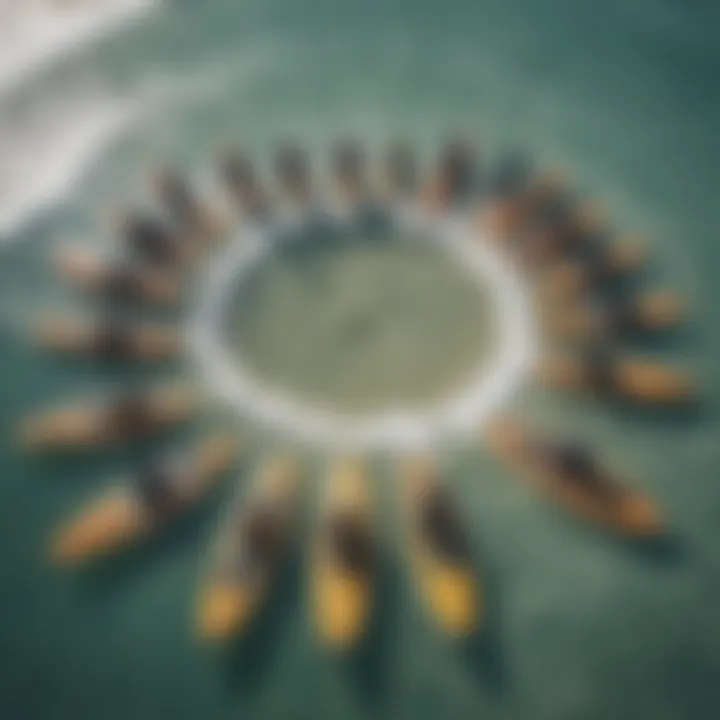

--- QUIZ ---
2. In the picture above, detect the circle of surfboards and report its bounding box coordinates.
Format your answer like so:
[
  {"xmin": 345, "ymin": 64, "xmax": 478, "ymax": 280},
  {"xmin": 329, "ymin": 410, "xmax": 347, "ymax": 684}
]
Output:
[{"xmin": 18, "ymin": 140, "xmax": 694, "ymax": 652}]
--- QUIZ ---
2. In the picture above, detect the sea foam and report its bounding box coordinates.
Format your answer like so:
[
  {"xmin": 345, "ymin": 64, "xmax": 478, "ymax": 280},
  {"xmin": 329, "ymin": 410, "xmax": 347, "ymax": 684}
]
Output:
[
  {"xmin": 0, "ymin": 0, "xmax": 160, "ymax": 100},
  {"xmin": 0, "ymin": 55, "xmax": 241, "ymax": 242},
  {"xmin": 0, "ymin": 89, "xmax": 136, "ymax": 239}
]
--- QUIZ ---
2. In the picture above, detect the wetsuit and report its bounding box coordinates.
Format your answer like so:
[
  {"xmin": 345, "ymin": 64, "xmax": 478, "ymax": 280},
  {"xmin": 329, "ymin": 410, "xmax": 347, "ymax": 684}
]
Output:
[
  {"xmin": 275, "ymin": 144, "xmax": 309, "ymax": 196},
  {"xmin": 108, "ymin": 393, "xmax": 156, "ymax": 437},
  {"xmin": 103, "ymin": 266, "xmax": 145, "ymax": 301},
  {"xmin": 245, "ymin": 192, "xmax": 273, "ymax": 223},
  {"xmin": 135, "ymin": 460, "xmax": 179, "ymax": 513},
  {"xmin": 582, "ymin": 346, "xmax": 618, "ymax": 394},
  {"xmin": 220, "ymin": 156, "xmax": 270, "ymax": 219},
  {"xmin": 598, "ymin": 297, "xmax": 643, "ymax": 336},
  {"xmin": 550, "ymin": 197, "xmax": 580, "ymax": 225},
  {"xmin": 439, "ymin": 141, "xmax": 477, "ymax": 203},
  {"xmin": 542, "ymin": 441, "xmax": 620, "ymax": 502},
  {"xmin": 521, "ymin": 213, "xmax": 570, "ymax": 259},
  {"xmin": 219, "ymin": 505, "xmax": 286, "ymax": 582},
  {"xmin": 330, "ymin": 513, "xmax": 375, "ymax": 573},
  {"xmin": 514, "ymin": 185, "xmax": 569, "ymax": 248},
  {"xmin": 567, "ymin": 238, "xmax": 617, "ymax": 288},
  {"xmin": 242, "ymin": 505, "xmax": 286, "ymax": 565},
  {"xmin": 486, "ymin": 151, "xmax": 530, "ymax": 201},
  {"xmin": 161, "ymin": 176, "xmax": 200, "ymax": 231},
  {"xmin": 527, "ymin": 197, "xmax": 575, "ymax": 244},
  {"xmin": 549, "ymin": 442, "xmax": 597, "ymax": 479},
  {"xmin": 333, "ymin": 141, "xmax": 364, "ymax": 182},
  {"xmin": 386, "ymin": 142, "xmax": 417, "ymax": 195},
  {"xmin": 92, "ymin": 321, "xmax": 134, "ymax": 358},
  {"xmin": 419, "ymin": 488, "xmax": 470, "ymax": 562},
  {"xmin": 220, "ymin": 154, "xmax": 255, "ymax": 194},
  {"xmin": 124, "ymin": 215, "xmax": 178, "ymax": 267}
]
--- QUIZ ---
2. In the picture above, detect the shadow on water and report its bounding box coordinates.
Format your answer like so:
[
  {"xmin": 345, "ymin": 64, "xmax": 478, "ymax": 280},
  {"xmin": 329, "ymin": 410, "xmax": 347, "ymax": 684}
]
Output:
[
  {"xmin": 29, "ymin": 432, "xmax": 177, "ymax": 486},
  {"xmin": 336, "ymin": 557, "xmax": 402, "ymax": 713},
  {"xmin": 619, "ymin": 529, "xmax": 687, "ymax": 565},
  {"xmin": 561, "ymin": 510, "xmax": 688, "ymax": 566},
  {"xmin": 220, "ymin": 550, "xmax": 302, "ymax": 698},
  {"xmin": 608, "ymin": 393, "xmax": 708, "ymax": 429},
  {"xmin": 458, "ymin": 559, "xmax": 510, "ymax": 698},
  {"xmin": 625, "ymin": 323, "xmax": 696, "ymax": 353}
]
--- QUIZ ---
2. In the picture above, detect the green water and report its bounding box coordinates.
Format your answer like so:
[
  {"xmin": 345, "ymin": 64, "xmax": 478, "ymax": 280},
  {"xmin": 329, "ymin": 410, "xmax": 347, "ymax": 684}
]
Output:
[
  {"xmin": 1, "ymin": 1, "xmax": 720, "ymax": 719},
  {"xmin": 227, "ymin": 233, "xmax": 495, "ymax": 412}
]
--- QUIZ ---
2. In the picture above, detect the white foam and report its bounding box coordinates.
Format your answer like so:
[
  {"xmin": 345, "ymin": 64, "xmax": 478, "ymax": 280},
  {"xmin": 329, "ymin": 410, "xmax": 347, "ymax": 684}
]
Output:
[
  {"xmin": 0, "ymin": 54, "xmax": 246, "ymax": 241},
  {"xmin": 0, "ymin": 90, "xmax": 136, "ymax": 238},
  {"xmin": 188, "ymin": 212, "xmax": 540, "ymax": 452},
  {"xmin": 0, "ymin": 0, "xmax": 160, "ymax": 99}
]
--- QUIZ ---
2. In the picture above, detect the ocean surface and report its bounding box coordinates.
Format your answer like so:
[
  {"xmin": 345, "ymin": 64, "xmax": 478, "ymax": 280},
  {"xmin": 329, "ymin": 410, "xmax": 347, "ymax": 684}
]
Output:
[{"xmin": 1, "ymin": 1, "xmax": 719, "ymax": 719}]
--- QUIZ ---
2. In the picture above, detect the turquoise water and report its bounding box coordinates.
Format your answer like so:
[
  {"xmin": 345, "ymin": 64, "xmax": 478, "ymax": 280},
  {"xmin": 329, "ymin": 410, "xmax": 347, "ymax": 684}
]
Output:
[{"xmin": 1, "ymin": 1, "xmax": 720, "ymax": 719}]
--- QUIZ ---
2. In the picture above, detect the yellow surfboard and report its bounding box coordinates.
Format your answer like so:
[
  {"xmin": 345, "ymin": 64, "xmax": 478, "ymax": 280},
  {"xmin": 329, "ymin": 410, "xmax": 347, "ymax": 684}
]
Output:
[
  {"xmin": 197, "ymin": 455, "xmax": 300, "ymax": 641},
  {"xmin": 484, "ymin": 419, "xmax": 664, "ymax": 538},
  {"xmin": 400, "ymin": 457, "xmax": 480, "ymax": 637},
  {"xmin": 50, "ymin": 432, "xmax": 237, "ymax": 566},
  {"xmin": 311, "ymin": 459, "xmax": 375, "ymax": 651}
]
